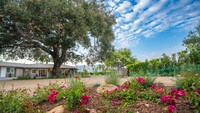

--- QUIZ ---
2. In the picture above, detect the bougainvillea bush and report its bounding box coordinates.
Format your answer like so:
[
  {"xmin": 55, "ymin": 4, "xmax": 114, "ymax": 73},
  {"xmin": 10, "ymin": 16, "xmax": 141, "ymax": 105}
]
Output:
[
  {"xmin": 175, "ymin": 71, "xmax": 200, "ymax": 113},
  {"xmin": 0, "ymin": 76, "xmax": 198, "ymax": 113},
  {"xmin": 0, "ymin": 89, "xmax": 40, "ymax": 113},
  {"xmin": 32, "ymin": 82, "xmax": 66, "ymax": 104}
]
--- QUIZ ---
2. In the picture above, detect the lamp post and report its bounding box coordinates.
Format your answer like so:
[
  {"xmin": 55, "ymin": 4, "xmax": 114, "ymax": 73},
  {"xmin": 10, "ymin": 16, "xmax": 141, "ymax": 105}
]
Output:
[{"xmin": 117, "ymin": 59, "xmax": 121, "ymax": 75}]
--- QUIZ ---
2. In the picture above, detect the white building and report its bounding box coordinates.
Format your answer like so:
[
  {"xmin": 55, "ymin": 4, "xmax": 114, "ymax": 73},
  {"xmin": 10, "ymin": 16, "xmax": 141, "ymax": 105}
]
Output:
[{"xmin": 0, "ymin": 62, "xmax": 77, "ymax": 77}]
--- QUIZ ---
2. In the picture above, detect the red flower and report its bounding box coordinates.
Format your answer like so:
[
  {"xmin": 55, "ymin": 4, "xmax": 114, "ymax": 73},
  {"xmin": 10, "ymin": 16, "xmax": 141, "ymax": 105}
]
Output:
[
  {"xmin": 105, "ymin": 90, "xmax": 110, "ymax": 94},
  {"xmin": 136, "ymin": 77, "xmax": 146, "ymax": 84},
  {"xmin": 80, "ymin": 95, "xmax": 90, "ymax": 106},
  {"xmin": 170, "ymin": 89, "xmax": 186, "ymax": 99},
  {"xmin": 122, "ymin": 84, "xmax": 129, "ymax": 89},
  {"xmin": 196, "ymin": 87, "xmax": 200, "ymax": 95},
  {"xmin": 178, "ymin": 90, "xmax": 186, "ymax": 96},
  {"xmin": 168, "ymin": 105, "xmax": 175, "ymax": 113},
  {"xmin": 160, "ymin": 95, "xmax": 175, "ymax": 106},
  {"xmin": 74, "ymin": 76, "xmax": 80, "ymax": 79},
  {"xmin": 76, "ymin": 111, "xmax": 80, "ymax": 113},
  {"xmin": 48, "ymin": 89, "xmax": 58, "ymax": 103},
  {"xmin": 151, "ymin": 84, "xmax": 157, "ymax": 89},
  {"xmin": 50, "ymin": 88, "xmax": 54, "ymax": 92},
  {"xmin": 82, "ymin": 87, "xmax": 87, "ymax": 92}
]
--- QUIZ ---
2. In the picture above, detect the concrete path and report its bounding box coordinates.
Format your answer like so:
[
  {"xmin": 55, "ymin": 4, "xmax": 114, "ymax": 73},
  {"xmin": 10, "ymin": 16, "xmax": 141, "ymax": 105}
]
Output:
[{"xmin": 0, "ymin": 76, "xmax": 175, "ymax": 92}]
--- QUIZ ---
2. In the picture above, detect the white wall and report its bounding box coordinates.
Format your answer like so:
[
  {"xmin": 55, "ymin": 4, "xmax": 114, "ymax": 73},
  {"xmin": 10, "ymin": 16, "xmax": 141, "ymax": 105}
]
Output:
[
  {"xmin": 16, "ymin": 69, "xmax": 23, "ymax": 77},
  {"xmin": 0, "ymin": 67, "xmax": 7, "ymax": 77}
]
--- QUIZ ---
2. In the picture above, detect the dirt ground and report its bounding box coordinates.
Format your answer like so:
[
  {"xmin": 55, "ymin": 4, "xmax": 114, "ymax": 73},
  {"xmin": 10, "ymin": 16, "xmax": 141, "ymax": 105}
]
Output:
[{"xmin": 0, "ymin": 76, "xmax": 175, "ymax": 92}]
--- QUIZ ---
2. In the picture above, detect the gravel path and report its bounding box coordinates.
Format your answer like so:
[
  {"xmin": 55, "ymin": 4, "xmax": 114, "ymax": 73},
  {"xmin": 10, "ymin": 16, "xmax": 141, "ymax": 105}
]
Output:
[{"xmin": 0, "ymin": 76, "xmax": 175, "ymax": 92}]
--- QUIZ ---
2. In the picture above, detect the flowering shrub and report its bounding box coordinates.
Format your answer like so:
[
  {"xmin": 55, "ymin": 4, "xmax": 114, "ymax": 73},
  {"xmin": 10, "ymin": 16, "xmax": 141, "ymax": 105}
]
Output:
[
  {"xmin": 32, "ymin": 82, "xmax": 65, "ymax": 104},
  {"xmin": 151, "ymin": 83, "xmax": 165, "ymax": 95},
  {"xmin": 186, "ymin": 86, "xmax": 200, "ymax": 113},
  {"xmin": 160, "ymin": 89, "xmax": 186, "ymax": 113},
  {"xmin": 80, "ymin": 95, "xmax": 90, "ymax": 106},
  {"xmin": 135, "ymin": 77, "xmax": 155, "ymax": 89},
  {"xmin": 48, "ymin": 88, "xmax": 58, "ymax": 103},
  {"xmin": 196, "ymin": 87, "xmax": 200, "ymax": 95},
  {"xmin": 64, "ymin": 77, "xmax": 86, "ymax": 110},
  {"xmin": 136, "ymin": 77, "xmax": 146, "ymax": 84},
  {"xmin": 0, "ymin": 89, "xmax": 39, "ymax": 113},
  {"xmin": 168, "ymin": 105, "xmax": 175, "ymax": 113}
]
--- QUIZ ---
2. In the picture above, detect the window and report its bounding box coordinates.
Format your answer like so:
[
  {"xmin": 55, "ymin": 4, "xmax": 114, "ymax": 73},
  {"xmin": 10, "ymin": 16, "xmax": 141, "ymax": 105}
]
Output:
[
  {"xmin": 6, "ymin": 68, "xmax": 14, "ymax": 74},
  {"xmin": 32, "ymin": 69, "xmax": 36, "ymax": 74}
]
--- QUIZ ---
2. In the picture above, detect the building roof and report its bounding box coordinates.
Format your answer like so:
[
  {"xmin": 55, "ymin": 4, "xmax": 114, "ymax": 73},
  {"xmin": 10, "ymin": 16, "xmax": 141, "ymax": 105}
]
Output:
[{"xmin": 0, "ymin": 62, "xmax": 77, "ymax": 69}]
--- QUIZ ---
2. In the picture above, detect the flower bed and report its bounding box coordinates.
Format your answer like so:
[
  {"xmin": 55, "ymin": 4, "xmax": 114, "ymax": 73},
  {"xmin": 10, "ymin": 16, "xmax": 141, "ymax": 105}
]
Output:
[{"xmin": 0, "ymin": 75, "xmax": 199, "ymax": 113}]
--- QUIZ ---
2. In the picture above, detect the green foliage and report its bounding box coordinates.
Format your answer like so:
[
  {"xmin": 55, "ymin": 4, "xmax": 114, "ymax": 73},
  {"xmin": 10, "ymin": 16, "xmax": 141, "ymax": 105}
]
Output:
[
  {"xmin": 105, "ymin": 48, "xmax": 137, "ymax": 67},
  {"xmin": 64, "ymin": 78, "xmax": 85, "ymax": 110},
  {"xmin": 186, "ymin": 86, "xmax": 200, "ymax": 113},
  {"xmin": 67, "ymin": 78, "xmax": 85, "ymax": 90},
  {"xmin": 0, "ymin": 89, "xmax": 40, "ymax": 113},
  {"xmin": 65, "ymin": 89, "xmax": 83, "ymax": 110},
  {"xmin": 17, "ymin": 76, "xmax": 32, "ymax": 80},
  {"xmin": 175, "ymin": 70, "xmax": 200, "ymax": 90},
  {"xmin": 142, "ymin": 77, "xmax": 156, "ymax": 89},
  {"xmin": 105, "ymin": 72, "xmax": 119, "ymax": 86},
  {"xmin": 0, "ymin": 0, "xmax": 115, "ymax": 76},
  {"xmin": 140, "ymin": 90, "xmax": 159, "ymax": 102}
]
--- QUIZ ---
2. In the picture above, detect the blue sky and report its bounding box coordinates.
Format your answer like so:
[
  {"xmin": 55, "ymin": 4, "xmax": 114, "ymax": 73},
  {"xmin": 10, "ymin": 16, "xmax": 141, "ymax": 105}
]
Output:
[
  {"xmin": 106, "ymin": 0, "xmax": 200, "ymax": 61},
  {"xmin": 3, "ymin": 0, "xmax": 200, "ymax": 65}
]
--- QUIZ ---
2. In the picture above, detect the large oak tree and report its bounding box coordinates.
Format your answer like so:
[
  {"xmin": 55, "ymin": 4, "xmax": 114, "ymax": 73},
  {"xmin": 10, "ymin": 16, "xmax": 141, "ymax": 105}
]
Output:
[{"xmin": 0, "ymin": 0, "xmax": 115, "ymax": 75}]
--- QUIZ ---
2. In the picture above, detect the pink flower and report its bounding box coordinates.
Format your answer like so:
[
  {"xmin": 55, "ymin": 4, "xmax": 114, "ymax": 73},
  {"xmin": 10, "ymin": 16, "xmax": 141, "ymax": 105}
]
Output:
[
  {"xmin": 168, "ymin": 105, "xmax": 175, "ymax": 113},
  {"xmin": 76, "ymin": 111, "xmax": 80, "ymax": 113},
  {"xmin": 170, "ymin": 89, "xmax": 179, "ymax": 96},
  {"xmin": 160, "ymin": 95, "xmax": 175, "ymax": 106},
  {"xmin": 178, "ymin": 90, "xmax": 186, "ymax": 96},
  {"xmin": 151, "ymin": 84, "xmax": 157, "ymax": 89},
  {"xmin": 196, "ymin": 87, "xmax": 200, "ymax": 95},
  {"xmin": 48, "ymin": 89, "xmax": 58, "ymax": 103},
  {"xmin": 80, "ymin": 95, "xmax": 90, "ymax": 106},
  {"xmin": 114, "ymin": 87, "xmax": 119, "ymax": 91},
  {"xmin": 136, "ymin": 77, "xmax": 146, "ymax": 84},
  {"xmin": 170, "ymin": 89, "xmax": 186, "ymax": 99}
]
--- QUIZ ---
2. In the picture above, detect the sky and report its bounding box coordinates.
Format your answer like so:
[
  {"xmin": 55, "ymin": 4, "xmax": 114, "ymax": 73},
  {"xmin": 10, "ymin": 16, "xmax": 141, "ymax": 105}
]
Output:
[
  {"xmin": 2, "ymin": 0, "xmax": 200, "ymax": 65},
  {"xmin": 106, "ymin": 0, "xmax": 200, "ymax": 61}
]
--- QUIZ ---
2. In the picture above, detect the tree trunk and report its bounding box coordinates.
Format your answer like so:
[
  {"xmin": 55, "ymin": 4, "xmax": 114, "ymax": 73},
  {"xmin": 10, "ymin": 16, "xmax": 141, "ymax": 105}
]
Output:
[
  {"xmin": 52, "ymin": 58, "xmax": 63, "ymax": 76},
  {"xmin": 52, "ymin": 61, "xmax": 62, "ymax": 76}
]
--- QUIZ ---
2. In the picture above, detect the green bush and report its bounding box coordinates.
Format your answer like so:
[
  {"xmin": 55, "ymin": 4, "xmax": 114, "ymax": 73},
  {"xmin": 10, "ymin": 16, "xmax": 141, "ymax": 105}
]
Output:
[
  {"xmin": 17, "ymin": 76, "xmax": 31, "ymax": 80},
  {"xmin": 143, "ymin": 77, "xmax": 156, "ymax": 89},
  {"xmin": 0, "ymin": 89, "xmax": 39, "ymax": 113},
  {"xmin": 93, "ymin": 83, "xmax": 101, "ymax": 88},
  {"xmin": 64, "ymin": 77, "xmax": 86, "ymax": 110},
  {"xmin": 105, "ymin": 72, "xmax": 119, "ymax": 86},
  {"xmin": 175, "ymin": 71, "xmax": 200, "ymax": 90}
]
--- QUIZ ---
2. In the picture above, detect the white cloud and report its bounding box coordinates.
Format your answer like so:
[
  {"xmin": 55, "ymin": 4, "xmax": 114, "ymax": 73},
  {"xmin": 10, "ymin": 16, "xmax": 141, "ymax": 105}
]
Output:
[
  {"xmin": 107, "ymin": 1, "xmax": 115, "ymax": 7},
  {"xmin": 116, "ymin": 1, "xmax": 131, "ymax": 13},
  {"xmin": 133, "ymin": 0, "xmax": 151, "ymax": 13},
  {"xmin": 135, "ymin": 28, "xmax": 142, "ymax": 34},
  {"xmin": 139, "ymin": 0, "xmax": 167, "ymax": 18},
  {"xmin": 108, "ymin": 0, "xmax": 200, "ymax": 51},
  {"xmin": 123, "ymin": 11, "xmax": 135, "ymax": 22}
]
